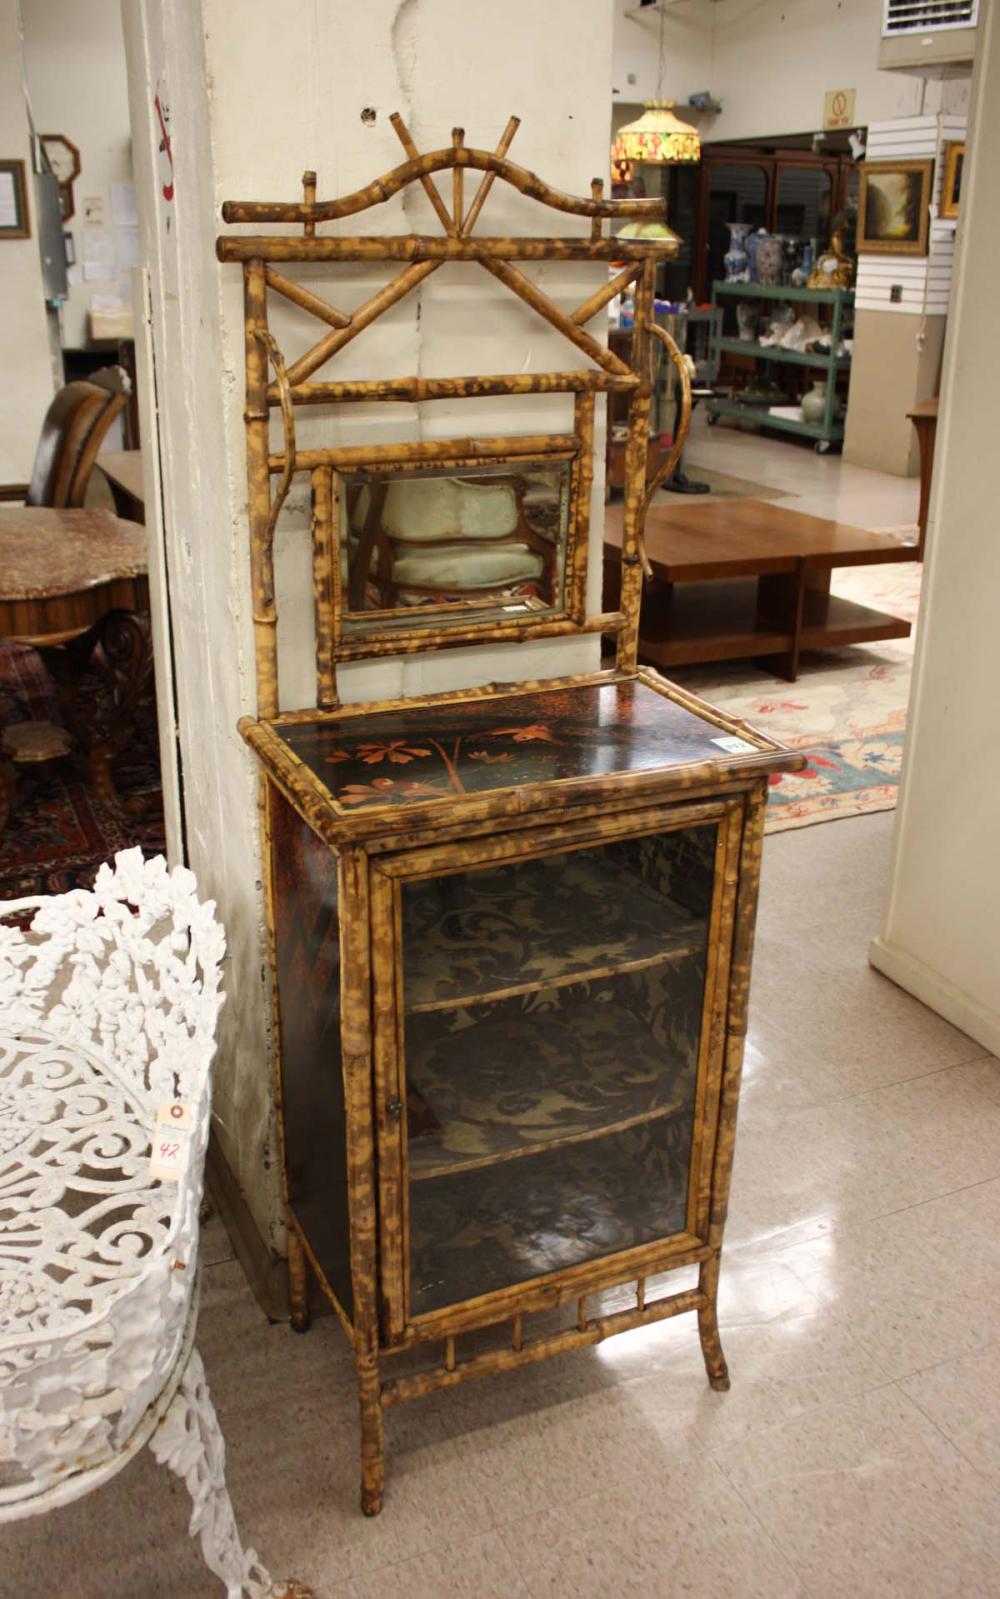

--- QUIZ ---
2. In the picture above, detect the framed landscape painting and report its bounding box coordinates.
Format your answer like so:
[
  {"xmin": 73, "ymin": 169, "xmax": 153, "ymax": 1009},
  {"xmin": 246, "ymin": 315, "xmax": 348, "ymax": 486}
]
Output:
[{"xmin": 857, "ymin": 159, "xmax": 933, "ymax": 256}]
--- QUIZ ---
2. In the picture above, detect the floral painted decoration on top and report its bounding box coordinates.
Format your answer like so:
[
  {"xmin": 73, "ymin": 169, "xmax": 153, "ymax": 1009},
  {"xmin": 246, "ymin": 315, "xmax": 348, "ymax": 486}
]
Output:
[
  {"xmin": 325, "ymin": 721, "xmax": 558, "ymax": 800},
  {"xmin": 279, "ymin": 678, "xmax": 776, "ymax": 816}
]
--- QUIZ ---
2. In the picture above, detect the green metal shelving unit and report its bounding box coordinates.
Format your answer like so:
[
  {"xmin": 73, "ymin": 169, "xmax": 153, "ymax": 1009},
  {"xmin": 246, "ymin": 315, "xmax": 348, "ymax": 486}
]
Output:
[{"xmin": 707, "ymin": 282, "xmax": 854, "ymax": 454}]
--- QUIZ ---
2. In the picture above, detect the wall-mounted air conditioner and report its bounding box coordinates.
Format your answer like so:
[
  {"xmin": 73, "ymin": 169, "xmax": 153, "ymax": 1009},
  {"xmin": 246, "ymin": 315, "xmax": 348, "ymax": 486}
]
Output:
[{"xmin": 879, "ymin": 0, "xmax": 980, "ymax": 75}]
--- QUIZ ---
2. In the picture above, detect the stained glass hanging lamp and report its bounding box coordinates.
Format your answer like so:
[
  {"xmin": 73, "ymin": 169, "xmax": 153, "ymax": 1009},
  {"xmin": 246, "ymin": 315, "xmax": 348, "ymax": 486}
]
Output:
[{"xmin": 611, "ymin": 100, "xmax": 701, "ymax": 185}]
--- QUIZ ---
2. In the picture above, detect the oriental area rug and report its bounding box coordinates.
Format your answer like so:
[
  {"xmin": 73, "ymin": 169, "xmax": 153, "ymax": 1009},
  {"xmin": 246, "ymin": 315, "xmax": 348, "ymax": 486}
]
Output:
[
  {"xmin": 671, "ymin": 541, "xmax": 922, "ymax": 833},
  {"xmin": 0, "ymin": 642, "xmax": 165, "ymax": 899}
]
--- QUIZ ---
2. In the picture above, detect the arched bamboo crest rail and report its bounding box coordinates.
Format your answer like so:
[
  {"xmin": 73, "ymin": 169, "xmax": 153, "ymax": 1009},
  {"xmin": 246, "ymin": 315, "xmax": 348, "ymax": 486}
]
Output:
[{"xmin": 216, "ymin": 112, "xmax": 690, "ymax": 717}]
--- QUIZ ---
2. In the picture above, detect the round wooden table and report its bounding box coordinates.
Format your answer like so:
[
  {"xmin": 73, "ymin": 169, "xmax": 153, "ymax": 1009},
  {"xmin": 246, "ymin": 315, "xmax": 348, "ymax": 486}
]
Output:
[{"xmin": 0, "ymin": 506, "xmax": 151, "ymax": 829}]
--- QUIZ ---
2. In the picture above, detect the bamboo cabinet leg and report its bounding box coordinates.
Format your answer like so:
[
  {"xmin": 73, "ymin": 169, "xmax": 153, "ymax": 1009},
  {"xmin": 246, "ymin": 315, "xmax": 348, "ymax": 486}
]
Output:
[
  {"xmin": 697, "ymin": 1251, "xmax": 730, "ymax": 1391},
  {"xmin": 287, "ymin": 1225, "xmax": 312, "ymax": 1334},
  {"xmin": 698, "ymin": 783, "xmax": 768, "ymax": 1394},
  {"xmin": 338, "ymin": 846, "xmax": 386, "ymax": 1517}
]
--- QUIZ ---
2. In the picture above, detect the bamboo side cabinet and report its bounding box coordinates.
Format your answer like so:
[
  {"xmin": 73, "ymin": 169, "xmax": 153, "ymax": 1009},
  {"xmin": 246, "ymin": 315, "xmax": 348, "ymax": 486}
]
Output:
[{"xmin": 247, "ymin": 671, "xmax": 797, "ymax": 1514}]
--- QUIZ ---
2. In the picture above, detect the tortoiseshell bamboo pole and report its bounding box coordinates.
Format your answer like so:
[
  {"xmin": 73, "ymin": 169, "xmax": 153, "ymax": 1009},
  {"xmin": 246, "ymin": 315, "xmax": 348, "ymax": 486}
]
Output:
[
  {"xmin": 244, "ymin": 258, "xmax": 279, "ymax": 718},
  {"xmin": 571, "ymin": 264, "xmax": 638, "ymax": 328},
  {"xmin": 590, "ymin": 178, "xmax": 603, "ymax": 242},
  {"xmin": 218, "ymin": 235, "xmax": 679, "ymax": 263},
  {"xmin": 461, "ymin": 115, "xmax": 520, "ymax": 235},
  {"xmin": 566, "ymin": 391, "xmax": 595, "ymax": 621},
  {"xmin": 311, "ymin": 466, "xmax": 338, "ymax": 708},
  {"xmin": 301, "ymin": 168, "xmax": 317, "ymax": 237},
  {"xmin": 478, "ymin": 256, "xmax": 632, "ymax": 377},
  {"xmin": 284, "ymin": 260, "xmax": 441, "ymax": 387},
  {"xmin": 638, "ymin": 323, "xmax": 693, "ymax": 524},
  {"xmin": 699, "ymin": 783, "xmax": 768, "ymax": 1389},
  {"xmin": 331, "ymin": 611, "xmax": 622, "ymax": 662},
  {"xmin": 221, "ymin": 144, "xmax": 676, "ymax": 226},
  {"xmin": 382, "ymin": 1285, "xmax": 707, "ymax": 1404},
  {"xmin": 338, "ymin": 846, "xmax": 384, "ymax": 1515},
  {"xmin": 452, "ymin": 128, "xmax": 464, "ymax": 230},
  {"xmin": 268, "ymin": 431, "xmax": 577, "ymax": 472},
  {"xmin": 264, "ymin": 265, "xmax": 351, "ymax": 330},
  {"xmin": 615, "ymin": 257, "xmax": 656, "ymax": 674},
  {"xmin": 271, "ymin": 370, "xmax": 638, "ymax": 406},
  {"xmin": 287, "ymin": 1226, "xmax": 312, "ymax": 1333},
  {"xmin": 389, "ymin": 111, "xmax": 458, "ymax": 237}
]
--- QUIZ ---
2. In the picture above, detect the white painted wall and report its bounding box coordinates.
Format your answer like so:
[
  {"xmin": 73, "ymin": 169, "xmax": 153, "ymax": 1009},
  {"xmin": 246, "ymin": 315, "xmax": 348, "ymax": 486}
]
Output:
[
  {"xmin": 122, "ymin": 0, "xmax": 617, "ymax": 1256},
  {"xmin": 612, "ymin": 0, "xmax": 946, "ymax": 141},
  {"xmin": 21, "ymin": 0, "xmax": 132, "ymax": 351},
  {"xmin": 0, "ymin": 0, "xmax": 55, "ymax": 481},
  {"xmin": 870, "ymin": 0, "xmax": 1000, "ymax": 1055}
]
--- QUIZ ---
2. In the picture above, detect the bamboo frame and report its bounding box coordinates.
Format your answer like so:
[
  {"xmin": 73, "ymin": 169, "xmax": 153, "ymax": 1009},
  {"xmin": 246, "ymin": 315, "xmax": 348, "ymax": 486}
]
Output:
[
  {"xmin": 221, "ymin": 123, "xmax": 804, "ymax": 1518},
  {"xmin": 217, "ymin": 114, "xmax": 691, "ymax": 707}
]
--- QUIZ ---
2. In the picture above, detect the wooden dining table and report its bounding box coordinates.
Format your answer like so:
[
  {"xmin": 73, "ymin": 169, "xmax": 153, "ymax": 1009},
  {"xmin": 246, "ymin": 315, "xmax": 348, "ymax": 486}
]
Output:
[{"xmin": 0, "ymin": 506, "xmax": 151, "ymax": 829}]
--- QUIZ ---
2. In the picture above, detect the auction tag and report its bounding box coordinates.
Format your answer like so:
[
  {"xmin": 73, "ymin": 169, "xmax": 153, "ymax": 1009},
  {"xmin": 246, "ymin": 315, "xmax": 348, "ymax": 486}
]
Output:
[
  {"xmin": 150, "ymin": 1101, "xmax": 193, "ymax": 1182},
  {"xmin": 711, "ymin": 734, "xmax": 757, "ymax": 755}
]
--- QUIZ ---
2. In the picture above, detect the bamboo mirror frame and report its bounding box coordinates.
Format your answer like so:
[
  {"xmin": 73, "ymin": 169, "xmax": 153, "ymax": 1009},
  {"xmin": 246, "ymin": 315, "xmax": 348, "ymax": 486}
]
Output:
[{"xmin": 217, "ymin": 114, "xmax": 691, "ymax": 717}]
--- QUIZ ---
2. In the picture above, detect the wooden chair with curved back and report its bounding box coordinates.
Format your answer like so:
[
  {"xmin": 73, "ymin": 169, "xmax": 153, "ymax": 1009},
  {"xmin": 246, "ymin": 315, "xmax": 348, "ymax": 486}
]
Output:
[{"xmin": 0, "ymin": 366, "xmax": 131, "ymax": 508}]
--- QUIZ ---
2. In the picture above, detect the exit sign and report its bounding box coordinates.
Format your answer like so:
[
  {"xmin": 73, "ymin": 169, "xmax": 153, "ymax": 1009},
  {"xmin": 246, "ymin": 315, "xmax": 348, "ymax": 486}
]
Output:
[{"xmin": 823, "ymin": 89, "xmax": 856, "ymax": 130}]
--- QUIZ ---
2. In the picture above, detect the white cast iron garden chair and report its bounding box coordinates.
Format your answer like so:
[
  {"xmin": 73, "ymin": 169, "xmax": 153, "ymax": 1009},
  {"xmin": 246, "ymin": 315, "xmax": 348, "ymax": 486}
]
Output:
[{"xmin": 0, "ymin": 849, "xmax": 311, "ymax": 1598}]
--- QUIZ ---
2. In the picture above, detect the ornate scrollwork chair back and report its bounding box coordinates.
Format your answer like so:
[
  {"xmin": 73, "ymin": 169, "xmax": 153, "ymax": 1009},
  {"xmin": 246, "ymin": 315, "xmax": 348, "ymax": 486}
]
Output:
[{"xmin": 0, "ymin": 849, "xmax": 311, "ymax": 1599}]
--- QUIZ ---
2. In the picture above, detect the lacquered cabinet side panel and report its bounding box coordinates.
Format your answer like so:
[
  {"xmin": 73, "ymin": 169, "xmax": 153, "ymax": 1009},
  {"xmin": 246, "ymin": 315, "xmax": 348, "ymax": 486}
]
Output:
[{"xmin": 268, "ymin": 782, "xmax": 353, "ymax": 1320}]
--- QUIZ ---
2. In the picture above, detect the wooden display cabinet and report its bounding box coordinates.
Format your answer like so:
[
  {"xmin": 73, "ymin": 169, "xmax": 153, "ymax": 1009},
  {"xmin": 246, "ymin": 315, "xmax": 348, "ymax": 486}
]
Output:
[{"xmin": 217, "ymin": 115, "xmax": 802, "ymax": 1515}]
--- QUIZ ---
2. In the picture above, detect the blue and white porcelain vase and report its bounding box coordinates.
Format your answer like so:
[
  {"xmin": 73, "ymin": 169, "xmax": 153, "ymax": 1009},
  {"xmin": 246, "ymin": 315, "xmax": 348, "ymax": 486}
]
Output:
[{"xmin": 723, "ymin": 222, "xmax": 751, "ymax": 283}]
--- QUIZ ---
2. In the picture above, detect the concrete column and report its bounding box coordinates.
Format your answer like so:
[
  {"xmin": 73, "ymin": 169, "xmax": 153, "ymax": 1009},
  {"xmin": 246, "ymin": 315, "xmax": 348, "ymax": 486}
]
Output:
[
  {"xmin": 0, "ymin": 1, "xmax": 56, "ymax": 481},
  {"xmin": 121, "ymin": 0, "xmax": 616, "ymax": 1306},
  {"xmin": 870, "ymin": 1, "xmax": 1000, "ymax": 1056}
]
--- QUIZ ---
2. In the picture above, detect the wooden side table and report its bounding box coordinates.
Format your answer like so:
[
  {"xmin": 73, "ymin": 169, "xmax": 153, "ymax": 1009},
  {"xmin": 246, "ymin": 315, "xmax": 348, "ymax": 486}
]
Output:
[
  {"xmin": 907, "ymin": 398, "xmax": 939, "ymax": 559},
  {"xmin": 0, "ymin": 507, "xmax": 152, "ymax": 823}
]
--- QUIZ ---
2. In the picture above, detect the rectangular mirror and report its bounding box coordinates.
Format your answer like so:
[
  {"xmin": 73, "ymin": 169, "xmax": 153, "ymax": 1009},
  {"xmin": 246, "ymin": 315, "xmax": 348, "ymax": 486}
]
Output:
[{"xmin": 338, "ymin": 456, "xmax": 576, "ymax": 640}]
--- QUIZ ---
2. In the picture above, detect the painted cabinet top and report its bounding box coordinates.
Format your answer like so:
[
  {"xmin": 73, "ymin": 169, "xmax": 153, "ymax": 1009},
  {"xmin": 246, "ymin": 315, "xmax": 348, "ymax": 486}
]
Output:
[{"xmin": 248, "ymin": 674, "xmax": 800, "ymax": 842}]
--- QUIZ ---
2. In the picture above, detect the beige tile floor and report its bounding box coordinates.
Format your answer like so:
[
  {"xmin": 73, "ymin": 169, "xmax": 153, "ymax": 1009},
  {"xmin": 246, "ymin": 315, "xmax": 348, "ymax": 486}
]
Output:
[
  {"xmin": 685, "ymin": 411, "xmax": 921, "ymax": 529},
  {"xmin": 10, "ymin": 442, "xmax": 994, "ymax": 1599}
]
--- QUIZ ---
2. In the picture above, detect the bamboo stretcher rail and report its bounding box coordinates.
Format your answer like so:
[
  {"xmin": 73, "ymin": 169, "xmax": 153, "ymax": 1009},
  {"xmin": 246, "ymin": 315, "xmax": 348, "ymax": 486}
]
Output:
[
  {"xmin": 400, "ymin": 1235, "xmax": 712, "ymax": 1345},
  {"xmin": 332, "ymin": 611, "xmax": 623, "ymax": 662},
  {"xmin": 381, "ymin": 1286, "xmax": 707, "ymax": 1404},
  {"xmin": 220, "ymin": 147, "xmax": 674, "ymax": 225},
  {"xmin": 216, "ymin": 235, "xmax": 679, "ymax": 263},
  {"xmin": 266, "ymin": 370, "xmax": 639, "ymax": 406},
  {"xmin": 266, "ymin": 432, "xmax": 577, "ymax": 472}
]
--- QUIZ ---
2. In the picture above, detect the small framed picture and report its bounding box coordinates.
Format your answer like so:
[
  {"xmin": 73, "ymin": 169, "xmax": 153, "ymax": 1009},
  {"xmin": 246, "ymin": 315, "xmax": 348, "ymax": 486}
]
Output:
[
  {"xmin": 0, "ymin": 158, "xmax": 30, "ymax": 239},
  {"xmin": 941, "ymin": 140, "xmax": 964, "ymax": 221},
  {"xmin": 857, "ymin": 159, "xmax": 933, "ymax": 256}
]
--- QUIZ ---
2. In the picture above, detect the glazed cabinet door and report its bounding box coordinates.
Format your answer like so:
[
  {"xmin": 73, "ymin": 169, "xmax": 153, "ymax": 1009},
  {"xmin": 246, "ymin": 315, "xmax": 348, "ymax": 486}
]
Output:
[{"xmin": 371, "ymin": 798, "xmax": 745, "ymax": 1341}]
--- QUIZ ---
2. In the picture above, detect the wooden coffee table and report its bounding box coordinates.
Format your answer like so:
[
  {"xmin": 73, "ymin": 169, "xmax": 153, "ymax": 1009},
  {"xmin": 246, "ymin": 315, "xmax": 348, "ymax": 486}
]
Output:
[{"xmin": 604, "ymin": 498, "xmax": 916, "ymax": 681}]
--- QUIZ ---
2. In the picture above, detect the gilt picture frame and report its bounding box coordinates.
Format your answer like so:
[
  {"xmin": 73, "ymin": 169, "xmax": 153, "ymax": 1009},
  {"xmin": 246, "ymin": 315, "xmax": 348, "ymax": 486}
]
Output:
[
  {"xmin": 0, "ymin": 159, "xmax": 29, "ymax": 239},
  {"xmin": 940, "ymin": 141, "xmax": 964, "ymax": 221},
  {"xmin": 857, "ymin": 159, "xmax": 933, "ymax": 256}
]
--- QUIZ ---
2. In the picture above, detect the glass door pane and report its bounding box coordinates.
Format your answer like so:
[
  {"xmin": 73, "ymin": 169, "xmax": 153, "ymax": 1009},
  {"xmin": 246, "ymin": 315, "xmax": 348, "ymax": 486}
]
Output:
[{"xmin": 399, "ymin": 822, "xmax": 720, "ymax": 1317}]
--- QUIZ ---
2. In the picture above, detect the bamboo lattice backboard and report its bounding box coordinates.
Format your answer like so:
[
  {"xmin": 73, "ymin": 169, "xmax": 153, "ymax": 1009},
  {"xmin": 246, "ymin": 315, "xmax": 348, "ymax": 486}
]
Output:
[{"xmin": 216, "ymin": 113, "xmax": 691, "ymax": 718}]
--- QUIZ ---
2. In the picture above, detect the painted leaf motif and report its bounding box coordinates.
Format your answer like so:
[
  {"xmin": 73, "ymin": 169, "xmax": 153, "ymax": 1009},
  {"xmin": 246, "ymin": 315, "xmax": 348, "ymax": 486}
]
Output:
[
  {"xmin": 339, "ymin": 776, "xmax": 446, "ymax": 806},
  {"xmin": 481, "ymin": 723, "xmax": 557, "ymax": 744},
  {"xmin": 354, "ymin": 741, "xmax": 434, "ymax": 765}
]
